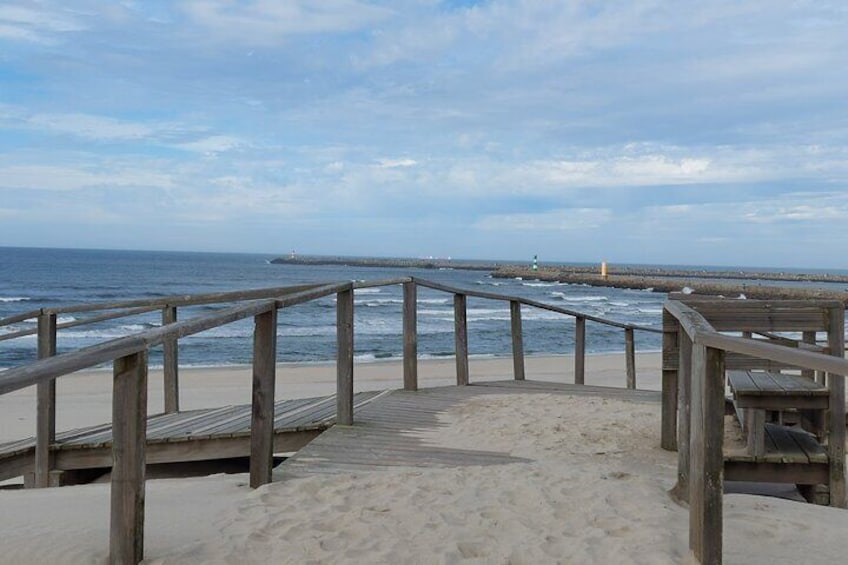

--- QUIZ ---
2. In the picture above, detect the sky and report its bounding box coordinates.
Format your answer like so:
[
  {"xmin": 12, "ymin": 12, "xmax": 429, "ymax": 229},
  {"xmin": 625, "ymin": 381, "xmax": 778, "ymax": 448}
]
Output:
[{"xmin": 1, "ymin": 1, "xmax": 847, "ymax": 269}]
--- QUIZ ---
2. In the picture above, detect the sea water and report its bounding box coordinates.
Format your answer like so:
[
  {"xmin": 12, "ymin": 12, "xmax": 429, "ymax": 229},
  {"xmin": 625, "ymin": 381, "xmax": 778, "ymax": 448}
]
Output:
[{"xmin": 3, "ymin": 246, "xmax": 817, "ymax": 370}]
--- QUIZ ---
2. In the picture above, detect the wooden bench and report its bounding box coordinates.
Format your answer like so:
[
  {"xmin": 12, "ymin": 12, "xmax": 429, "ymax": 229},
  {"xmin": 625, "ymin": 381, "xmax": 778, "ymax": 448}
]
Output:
[{"xmin": 727, "ymin": 369, "xmax": 829, "ymax": 457}]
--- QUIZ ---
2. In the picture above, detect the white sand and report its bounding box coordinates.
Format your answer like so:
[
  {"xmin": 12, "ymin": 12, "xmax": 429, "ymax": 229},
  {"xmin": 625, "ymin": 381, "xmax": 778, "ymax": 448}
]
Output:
[{"xmin": 2, "ymin": 353, "xmax": 847, "ymax": 564}]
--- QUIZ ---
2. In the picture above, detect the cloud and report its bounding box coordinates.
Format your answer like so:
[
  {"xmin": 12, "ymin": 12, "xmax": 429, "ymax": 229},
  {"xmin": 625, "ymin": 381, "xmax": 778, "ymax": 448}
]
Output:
[
  {"xmin": 173, "ymin": 135, "xmax": 247, "ymax": 155},
  {"xmin": 0, "ymin": 3, "xmax": 85, "ymax": 42},
  {"xmin": 375, "ymin": 158, "xmax": 417, "ymax": 168},
  {"xmin": 475, "ymin": 208, "xmax": 612, "ymax": 232},
  {"xmin": 180, "ymin": 0, "xmax": 392, "ymax": 47},
  {"xmin": 0, "ymin": 164, "xmax": 175, "ymax": 191}
]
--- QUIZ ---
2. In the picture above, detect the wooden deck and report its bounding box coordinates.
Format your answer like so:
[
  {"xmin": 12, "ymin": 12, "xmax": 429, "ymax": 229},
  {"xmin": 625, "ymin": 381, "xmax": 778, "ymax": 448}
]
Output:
[
  {"xmin": 0, "ymin": 391, "xmax": 386, "ymax": 483},
  {"xmin": 281, "ymin": 380, "xmax": 661, "ymax": 476}
]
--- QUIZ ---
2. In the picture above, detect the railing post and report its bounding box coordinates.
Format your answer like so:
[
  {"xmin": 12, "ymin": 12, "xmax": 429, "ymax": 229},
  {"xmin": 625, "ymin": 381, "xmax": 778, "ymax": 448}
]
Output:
[
  {"xmin": 827, "ymin": 306, "xmax": 846, "ymax": 507},
  {"xmin": 34, "ymin": 311, "xmax": 57, "ymax": 488},
  {"xmin": 661, "ymin": 312, "xmax": 679, "ymax": 451},
  {"xmin": 249, "ymin": 308, "xmax": 277, "ymax": 489},
  {"xmin": 625, "ymin": 327, "xmax": 636, "ymax": 389},
  {"xmin": 510, "ymin": 300, "xmax": 525, "ymax": 381},
  {"xmin": 403, "ymin": 281, "xmax": 418, "ymax": 391},
  {"xmin": 454, "ymin": 293, "xmax": 469, "ymax": 386},
  {"xmin": 674, "ymin": 329, "xmax": 692, "ymax": 502},
  {"xmin": 574, "ymin": 316, "xmax": 585, "ymax": 385},
  {"xmin": 336, "ymin": 288, "xmax": 354, "ymax": 425},
  {"xmin": 162, "ymin": 305, "xmax": 179, "ymax": 413},
  {"xmin": 689, "ymin": 344, "xmax": 725, "ymax": 565},
  {"xmin": 110, "ymin": 350, "xmax": 148, "ymax": 565},
  {"xmin": 801, "ymin": 331, "xmax": 816, "ymax": 381}
]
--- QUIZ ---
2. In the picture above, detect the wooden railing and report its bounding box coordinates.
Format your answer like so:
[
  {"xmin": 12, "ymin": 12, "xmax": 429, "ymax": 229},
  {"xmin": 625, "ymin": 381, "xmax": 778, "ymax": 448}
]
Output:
[
  {"xmin": 0, "ymin": 276, "xmax": 661, "ymax": 564},
  {"xmin": 663, "ymin": 298, "xmax": 848, "ymax": 565}
]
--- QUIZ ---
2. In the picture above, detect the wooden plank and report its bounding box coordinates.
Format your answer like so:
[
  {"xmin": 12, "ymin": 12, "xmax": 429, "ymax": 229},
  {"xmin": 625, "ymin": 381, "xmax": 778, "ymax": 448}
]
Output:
[
  {"xmin": 250, "ymin": 310, "xmax": 277, "ymax": 489},
  {"xmin": 34, "ymin": 312, "xmax": 57, "ymax": 489},
  {"xmin": 625, "ymin": 327, "xmax": 636, "ymax": 389},
  {"xmin": 574, "ymin": 316, "xmax": 586, "ymax": 386},
  {"xmin": 454, "ymin": 294, "xmax": 469, "ymax": 386},
  {"xmin": 826, "ymin": 305, "xmax": 846, "ymax": 508},
  {"xmin": 110, "ymin": 351, "xmax": 148, "ymax": 565},
  {"xmin": 689, "ymin": 344, "xmax": 724, "ymax": 565},
  {"xmin": 510, "ymin": 300, "xmax": 525, "ymax": 381},
  {"xmin": 403, "ymin": 281, "xmax": 418, "ymax": 391},
  {"xmin": 675, "ymin": 330, "xmax": 692, "ymax": 502},
  {"xmin": 336, "ymin": 289, "xmax": 354, "ymax": 426},
  {"xmin": 764, "ymin": 424, "xmax": 811, "ymax": 464},
  {"xmin": 661, "ymin": 314, "xmax": 678, "ymax": 451},
  {"xmin": 802, "ymin": 331, "xmax": 817, "ymax": 381},
  {"xmin": 746, "ymin": 409, "xmax": 765, "ymax": 458},
  {"xmin": 162, "ymin": 305, "xmax": 179, "ymax": 414}
]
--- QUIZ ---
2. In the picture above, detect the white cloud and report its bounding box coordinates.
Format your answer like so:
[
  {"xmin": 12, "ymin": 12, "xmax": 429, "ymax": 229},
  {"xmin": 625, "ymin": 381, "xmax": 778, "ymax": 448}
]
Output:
[
  {"xmin": 0, "ymin": 165, "xmax": 175, "ymax": 191},
  {"xmin": 173, "ymin": 135, "xmax": 246, "ymax": 155},
  {"xmin": 181, "ymin": 0, "xmax": 392, "ymax": 46},
  {"xmin": 0, "ymin": 4, "xmax": 85, "ymax": 42},
  {"xmin": 27, "ymin": 113, "xmax": 160, "ymax": 140},
  {"xmin": 375, "ymin": 158, "xmax": 417, "ymax": 169},
  {"xmin": 475, "ymin": 208, "xmax": 612, "ymax": 232}
]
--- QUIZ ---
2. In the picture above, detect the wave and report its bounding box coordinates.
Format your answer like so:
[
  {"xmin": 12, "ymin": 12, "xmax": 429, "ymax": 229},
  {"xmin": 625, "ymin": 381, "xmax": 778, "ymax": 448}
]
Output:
[
  {"xmin": 354, "ymin": 288, "xmax": 382, "ymax": 295},
  {"xmin": 551, "ymin": 292, "xmax": 608, "ymax": 302},
  {"xmin": 355, "ymin": 298, "xmax": 449, "ymax": 307},
  {"xmin": 0, "ymin": 296, "xmax": 29, "ymax": 302},
  {"xmin": 475, "ymin": 280, "xmax": 504, "ymax": 286},
  {"xmin": 522, "ymin": 282, "xmax": 563, "ymax": 287}
]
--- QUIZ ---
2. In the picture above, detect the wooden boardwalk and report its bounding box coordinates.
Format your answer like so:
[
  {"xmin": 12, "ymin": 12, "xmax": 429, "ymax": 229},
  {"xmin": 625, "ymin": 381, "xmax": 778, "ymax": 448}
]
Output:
[
  {"xmin": 0, "ymin": 390, "xmax": 385, "ymax": 483},
  {"xmin": 282, "ymin": 380, "xmax": 661, "ymax": 476}
]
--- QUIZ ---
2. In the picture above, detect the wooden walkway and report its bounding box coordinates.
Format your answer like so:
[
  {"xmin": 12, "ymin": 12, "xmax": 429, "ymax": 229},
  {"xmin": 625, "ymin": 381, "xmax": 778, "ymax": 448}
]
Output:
[
  {"xmin": 0, "ymin": 391, "xmax": 385, "ymax": 483},
  {"xmin": 282, "ymin": 380, "xmax": 661, "ymax": 476}
]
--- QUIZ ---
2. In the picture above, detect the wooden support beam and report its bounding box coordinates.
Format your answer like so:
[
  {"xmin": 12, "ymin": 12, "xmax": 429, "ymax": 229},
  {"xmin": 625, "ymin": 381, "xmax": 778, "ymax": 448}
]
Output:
[
  {"xmin": 403, "ymin": 281, "xmax": 418, "ymax": 391},
  {"xmin": 336, "ymin": 289, "xmax": 354, "ymax": 425},
  {"xmin": 510, "ymin": 300, "xmax": 525, "ymax": 381},
  {"xmin": 689, "ymin": 345, "xmax": 725, "ymax": 565},
  {"xmin": 661, "ymin": 315, "xmax": 679, "ymax": 451},
  {"xmin": 110, "ymin": 351, "xmax": 148, "ymax": 565},
  {"xmin": 675, "ymin": 330, "xmax": 693, "ymax": 502},
  {"xmin": 827, "ymin": 306, "xmax": 846, "ymax": 508},
  {"xmin": 454, "ymin": 294, "xmax": 469, "ymax": 386},
  {"xmin": 34, "ymin": 312, "xmax": 57, "ymax": 489},
  {"xmin": 801, "ymin": 331, "xmax": 816, "ymax": 381},
  {"xmin": 250, "ymin": 309, "xmax": 277, "ymax": 489},
  {"xmin": 625, "ymin": 327, "xmax": 636, "ymax": 389},
  {"xmin": 574, "ymin": 316, "xmax": 586, "ymax": 385},
  {"xmin": 162, "ymin": 305, "xmax": 179, "ymax": 414}
]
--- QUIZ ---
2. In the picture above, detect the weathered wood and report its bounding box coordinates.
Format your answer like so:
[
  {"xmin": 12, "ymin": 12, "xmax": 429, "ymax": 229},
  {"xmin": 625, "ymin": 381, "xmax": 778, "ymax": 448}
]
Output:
[
  {"xmin": 250, "ymin": 309, "xmax": 277, "ymax": 488},
  {"xmin": 675, "ymin": 330, "xmax": 692, "ymax": 501},
  {"xmin": 746, "ymin": 408, "xmax": 765, "ymax": 457},
  {"xmin": 34, "ymin": 312, "xmax": 57, "ymax": 488},
  {"xmin": 110, "ymin": 351, "xmax": 148, "ymax": 565},
  {"xmin": 453, "ymin": 294, "xmax": 469, "ymax": 386},
  {"xmin": 689, "ymin": 345, "xmax": 725, "ymax": 565},
  {"xmin": 661, "ymin": 313, "xmax": 679, "ymax": 451},
  {"xmin": 336, "ymin": 289, "xmax": 354, "ymax": 425},
  {"xmin": 574, "ymin": 316, "xmax": 586, "ymax": 385},
  {"xmin": 162, "ymin": 305, "xmax": 179, "ymax": 414},
  {"xmin": 510, "ymin": 301, "xmax": 525, "ymax": 381},
  {"xmin": 403, "ymin": 281, "xmax": 418, "ymax": 391},
  {"xmin": 827, "ymin": 306, "xmax": 846, "ymax": 507},
  {"xmin": 625, "ymin": 327, "xmax": 636, "ymax": 389}
]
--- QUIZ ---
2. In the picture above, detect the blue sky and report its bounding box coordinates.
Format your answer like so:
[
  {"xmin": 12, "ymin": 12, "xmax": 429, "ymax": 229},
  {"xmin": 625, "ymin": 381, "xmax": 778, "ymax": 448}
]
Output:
[{"xmin": 1, "ymin": 1, "xmax": 847, "ymax": 268}]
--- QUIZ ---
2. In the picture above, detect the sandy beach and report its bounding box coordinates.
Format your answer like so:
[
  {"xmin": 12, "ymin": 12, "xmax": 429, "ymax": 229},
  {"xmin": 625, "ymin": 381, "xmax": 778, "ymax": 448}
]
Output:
[{"xmin": 2, "ymin": 352, "xmax": 848, "ymax": 564}]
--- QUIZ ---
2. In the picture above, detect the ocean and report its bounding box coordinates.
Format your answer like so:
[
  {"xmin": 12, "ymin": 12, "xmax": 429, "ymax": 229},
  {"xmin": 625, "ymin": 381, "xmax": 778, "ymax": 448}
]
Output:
[{"xmin": 2, "ymin": 246, "xmax": 832, "ymax": 371}]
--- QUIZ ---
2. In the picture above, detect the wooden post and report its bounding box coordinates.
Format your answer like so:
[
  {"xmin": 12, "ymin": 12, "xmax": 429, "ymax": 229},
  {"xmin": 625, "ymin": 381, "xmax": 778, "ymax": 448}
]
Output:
[
  {"xmin": 801, "ymin": 331, "xmax": 816, "ymax": 381},
  {"xmin": 403, "ymin": 281, "xmax": 418, "ymax": 391},
  {"xmin": 689, "ymin": 344, "xmax": 725, "ymax": 565},
  {"xmin": 110, "ymin": 351, "xmax": 148, "ymax": 565},
  {"xmin": 162, "ymin": 305, "xmax": 179, "ymax": 414},
  {"xmin": 510, "ymin": 300, "xmax": 525, "ymax": 381},
  {"xmin": 625, "ymin": 327, "xmax": 636, "ymax": 389},
  {"xmin": 675, "ymin": 330, "xmax": 693, "ymax": 502},
  {"xmin": 249, "ymin": 309, "xmax": 277, "ymax": 489},
  {"xmin": 661, "ymin": 314, "xmax": 679, "ymax": 451},
  {"xmin": 574, "ymin": 316, "xmax": 586, "ymax": 385},
  {"xmin": 336, "ymin": 289, "xmax": 354, "ymax": 425},
  {"xmin": 827, "ymin": 306, "xmax": 846, "ymax": 507},
  {"xmin": 454, "ymin": 294, "xmax": 469, "ymax": 386},
  {"xmin": 34, "ymin": 312, "xmax": 57, "ymax": 488}
]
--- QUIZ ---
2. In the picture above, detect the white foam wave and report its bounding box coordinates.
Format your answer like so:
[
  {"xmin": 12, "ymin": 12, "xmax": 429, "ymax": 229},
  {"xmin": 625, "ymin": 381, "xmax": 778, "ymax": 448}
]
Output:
[
  {"xmin": 551, "ymin": 292, "xmax": 608, "ymax": 302},
  {"xmin": 522, "ymin": 282, "xmax": 562, "ymax": 287},
  {"xmin": 0, "ymin": 297, "xmax": 29, "ymax": 302},
  {"xmin": 57, "ymin": 316, "xmax": 77, "ymax": 324},
  {"xmin": 354, "ymin": 288, "xmax": 382, "ymax": 294}
]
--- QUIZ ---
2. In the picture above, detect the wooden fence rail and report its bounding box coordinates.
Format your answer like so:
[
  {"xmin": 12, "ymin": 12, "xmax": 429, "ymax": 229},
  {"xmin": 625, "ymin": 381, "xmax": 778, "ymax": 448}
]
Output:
[{"xmin": 0, "ymin": 276, "xmax": 664, "ymax": 564}]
